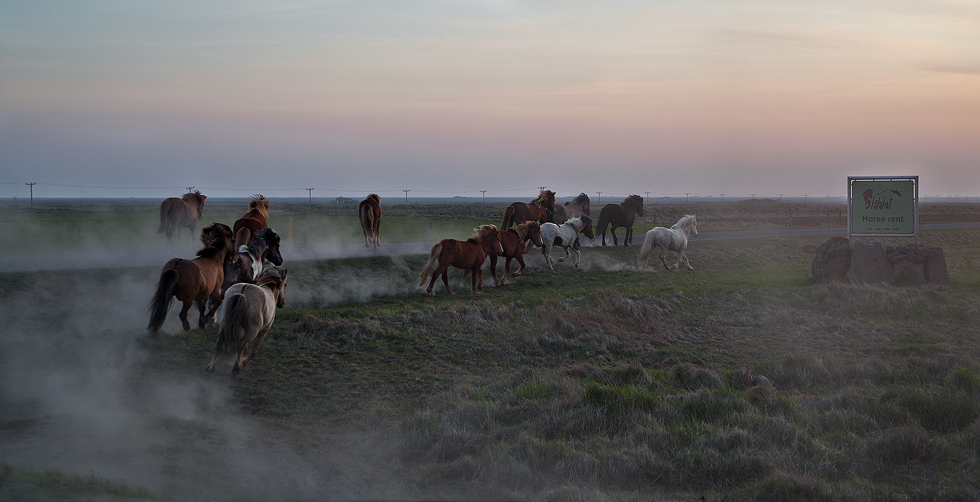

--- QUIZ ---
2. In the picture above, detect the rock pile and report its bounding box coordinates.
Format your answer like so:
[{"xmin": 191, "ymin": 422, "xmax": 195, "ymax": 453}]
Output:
[{"xmin": 811, "ymin": 237, "xmax": 949, "ymax": 285}]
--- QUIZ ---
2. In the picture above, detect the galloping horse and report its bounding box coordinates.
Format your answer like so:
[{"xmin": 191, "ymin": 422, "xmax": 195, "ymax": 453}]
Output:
[
  {"xmin": 596, "ymin": 194, "xmax": 644, "ymax": 246},
  {"xmin": 207, "ymin": 267, "xmax": 288, "ymax": 375},
  {"xmin": 548, "ymin": 192, "xmax": 591, "ymax": 224},
  {"xmin": 419, "ymin": 225, "xmax": 503, "ymax": 295},
  {"xmin": 359, "ymin": 194, "xmax": 382, "ymax": 250},
  {"xmin": 147, "ymin": 222, "xmax": 234, "ymax": 336},
  {"xmin": 540, "ymin": 216, "xmax": 595, "ymax": 270},
  {"xmin": 233, "ymin": 194, "xmax": 270, "ymax": 249},
  {"xmin": 221, "ymin": 228, "xmax": 284, "ymax": 296},
  {"xmin": 501, "ymin": 190, "xmax": 556, "ymax": 229},
  {"xmin": 490, "ymin": 221, "xmax": 544, "ymax": 285},
  {"xmin": 157, "ymin": 190, "xmax": 207, "ymax": 249},
  {"xmin": 636, "ymin": 215, "xmax": 698, "ymax": 271}
]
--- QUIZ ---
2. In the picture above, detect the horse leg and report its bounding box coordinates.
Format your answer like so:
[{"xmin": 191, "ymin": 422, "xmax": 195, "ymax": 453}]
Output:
[
  {"xmin": 489, "ymin": 255, "xmax": 500, "ymax": 286},
  {"xmin": 178, "ymin": 300, "xmax": 193, "ymax": 331},
  {"xmin": 440, "ymin": 268, "xmax": 454, "ymax": 294},
  {"xmin": 658, "ymin": 247, "xmax": 672, "ymax": 272},
  {"xmin": 203, "ymin": 292, "xmax": 222, "ymax": 327},
  {"xmin": 611, "ymin": 227, "xmax": 619, "ymax": 246},
  {"xmin": 573, "ymin": 248, "xmax": 582, "ymax": 268},
  {"xmin": 471, "ymin": 268, "xmax": 480, "ymax": 293},
  {"xmin": 241, "ymin": 327, "xmax": 271, "ymax": 370},
  {"xmin": 681, "ymin": 250, "xmax": 694, "ymax": 270},
  {"xmin": 542, "ymin": 244, "xmax": 555, "ymax": 271},
  {"xmin": 625, "ymin": 227, "xmax": 632, "ymax": 246}
]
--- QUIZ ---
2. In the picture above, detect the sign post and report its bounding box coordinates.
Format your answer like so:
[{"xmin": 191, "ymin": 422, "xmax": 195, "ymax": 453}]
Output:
[{"xmin": 847, "ymin": 176, "xmax": 918, "ymax": 244}]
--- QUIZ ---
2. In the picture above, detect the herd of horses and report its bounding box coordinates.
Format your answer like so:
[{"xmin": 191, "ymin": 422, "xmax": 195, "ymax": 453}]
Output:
[{"xmin": 148, "ymin": 190, "xmax": 698, "ymax": 373}]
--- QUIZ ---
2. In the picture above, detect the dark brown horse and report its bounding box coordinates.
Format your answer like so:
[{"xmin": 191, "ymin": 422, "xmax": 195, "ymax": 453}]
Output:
[
  {"xmin": 221, "ymin": 228, "xmax": 284, "ymax": 296},
  {"xmin": 233, "ymin": 194, "xmax": 270, "ymax": 249},
  {"xmin": 147, "ymin": 222, "xmax": 235, "ymax": 336},
  {"xmin": 157, "ymin": 190, "xmax": 207, "ymax": 249},
  {"xmin": 419, "ymin": 225, "xmax": 503, "ymax": 295},
  {"xmin": 501, "ymin": 190, "xmax": 556, "ymax": 229},
  {"xmin": 490, "ymin": 221, "xmax": 544, "ymax": 286},
  {"xmin": 358, "ymin": 194, "xmax": 382, "ymax": 250},
  {"xmin": 548, "ymin": 192, "xmax": 591, "ymax": 224},
  {"xmin": 597, "ymin": 194, "xmax": 645, "ymax": 246}
]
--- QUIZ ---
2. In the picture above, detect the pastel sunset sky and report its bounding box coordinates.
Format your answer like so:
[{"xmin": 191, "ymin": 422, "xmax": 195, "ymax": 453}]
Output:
[{"xmin": 1, "ymin": 0, "xmax": 978, "ymax": 199}]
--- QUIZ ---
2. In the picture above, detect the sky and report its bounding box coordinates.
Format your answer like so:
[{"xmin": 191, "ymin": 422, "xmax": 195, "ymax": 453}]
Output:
[{"xmin": 1, "ymin": 0, "xmax": 978, "ymax": 200}]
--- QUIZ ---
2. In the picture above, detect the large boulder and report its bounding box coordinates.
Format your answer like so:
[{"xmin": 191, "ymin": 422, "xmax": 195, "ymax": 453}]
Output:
[
  {"xmin": 846, "ymin": 239, "xmax": 894, "ymax": 284},
  {"xmin": 811, "ymin": 236, "xmax": 851, "ymax": 281}
]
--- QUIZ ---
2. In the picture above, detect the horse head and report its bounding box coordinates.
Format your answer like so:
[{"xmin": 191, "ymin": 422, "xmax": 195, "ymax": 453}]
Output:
[
  {"xmin": 183, "ymin": 190, "xmax": 207, "ymax": 219},
  {"xmin": 475, "ymin": 224, "xmax": 504, "ymax": 256},
  {"xmin": 572, "ymin": 192, "xmax": 591, "ymax": 215},
  {"xmin": 275, "ymin": 268, "xmax": 288, "ymax": 308},
  {"xmin": 255, "ymin": 228, "xmax": 283, "ymax": 266},
  {"xmin": 675, "ymin": 215, "xmax": 698, "ymax": 237},
  {"xmin": 534, "ymin": 190, "xmax": 557, "ymax": 212},
  {"xmin": 257, "ymin": 267, "xmax": 288, "ymax": 308},
  {"xmin": 197, "ymin": 222, "xmax": 234, "ymax": 258},
  {"xmin": 579, "ymin": 215, "xmax": 595, "ymax": 240},
  {"xmin": 520, "ymin": 222, "xmax": 544, "ymax": 248},
  {"xmin": 626, "ymin": 195, "xmax": 645, "ymax": 217}
]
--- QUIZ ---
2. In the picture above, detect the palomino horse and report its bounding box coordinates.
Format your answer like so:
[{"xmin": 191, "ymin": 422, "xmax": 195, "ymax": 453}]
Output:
[
  {"xmin": 419, "ymin": 225, "xmax": 503, "ymax": 295},
  {"xmin": 207, "ymin": 267, "xmax": 288, "ymax": 375},
  {"xmin": 157, "ymin": 190, "xmax": 207, "ymax": 249},
  {"xmin": 233, "ymin": 194, "xmax": 270, "ymax": 249},
  {"xmin": 147, "ymin": 222, "xmax": 235, "ymax": 336},
  {"xmin": 490, "ymin": 221, "xmax": 544, "ymax": 285},
  {"xmin": 540, "ymin": 216, "xmax": 595, "ymax": 270},
  {"xmin": 221, "ymin": 228, "xmax": 284, "ymax": 296},
  {"xmin": 359, "ymin": 194, "xmax": 382, "ymax": 250},
  {"xmin": 597, "ymin": 194, "xmax": 645, "ymax": 246},
  {"xmin": 548, "ymin": 192, "xmax": 591, "ymax": 224},
  {"xmin": 636, "ymin": 215, "xmax": 698, "ymax": 271},
  {"xmin": 501, "ymin": 190, "xmax": 556, "ymax": 229}
]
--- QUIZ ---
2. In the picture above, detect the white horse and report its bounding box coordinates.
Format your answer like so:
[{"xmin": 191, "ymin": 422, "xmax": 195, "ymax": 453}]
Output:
[
  {"xmin": 636, "ymin": 215, "xmax": 698, "ymax": 271},
  {"xmin": 207, "ymin": 267, "xmax": 287, "ymax": 374},
  {"xmin": 540, "ymin": 216, "xmax": 595, "ymax": 270}
]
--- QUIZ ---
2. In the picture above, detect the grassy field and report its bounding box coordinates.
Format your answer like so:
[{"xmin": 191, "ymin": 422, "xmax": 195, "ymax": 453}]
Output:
[{"xmin": 2, "ymin": 200, "xmax": 980, "ymax": 500}]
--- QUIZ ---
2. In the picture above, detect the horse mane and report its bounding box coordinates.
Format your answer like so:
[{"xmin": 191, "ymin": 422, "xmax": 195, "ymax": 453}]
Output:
[
  {"xmin": 532, "ymin": 190, "xmax": 556, "ymax": 209},
  {"xmin": 564, "ymin": 217, "xmax": 583, "ymax": 230},
  {"xmin": 623, "ymin": 194, "xmax": 643, "ymax": 208},
  {"xmin": 249, "ymin": 194, "xmax": 270, "ymax": 213},
  {"xmin": 180, "ymin": 190, "xmax": 206, "ymax": 205},
  {"xmin": 468, "ymin": 224, "xmax": 498, "ymax": 243},
  {"xmin": 672, "ymin": 214, "xmax": 697, "ymax": 229},
  {"xmin": 364, "ymin": 193, "xmax": 380, "ymax": 203},
  {"xmin": 197, "ymin": 222, "xmax": 233, "ymax": 258},
  {"xmin": 255, "ymin": 268, "xmax": 285, "ymax": 290},
  {"xmin": 569, "ymin": 193, "xmax": 591, "ymax": 213}
]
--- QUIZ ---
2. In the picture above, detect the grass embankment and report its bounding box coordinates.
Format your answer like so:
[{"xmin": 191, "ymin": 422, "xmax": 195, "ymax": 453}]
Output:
[{"xmin": 140, "ymin": 228, "xmax": 980, "ymax": 500}]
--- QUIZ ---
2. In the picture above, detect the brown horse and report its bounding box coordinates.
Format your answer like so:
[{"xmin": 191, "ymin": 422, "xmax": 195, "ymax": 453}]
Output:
[
  {"xmin": 501, "ymin": 190, "xmax": 556, "ymax": 229},
  {"xmin": 489, "ymin": 221, "xmax": 544, "ymax": 286},
  {"xmin": 419, "ymin": 225, "xmax": 503, "ymax": 295},
  {"xmin": 157, "ymin": 190, "xmax": 207, "ymax": 249},
  {"xmin": 549, "ymin": 192, "xmax": 591, "ymax": 224},
  {"xmin": 147, "ymin": 222, "xmax": 235, "ymax": 336},
  {"xmin": 233, "ymin": 194, "xmax": 270, "ymax": 249},
  {"xmin": 207, "ymin": 267, "xmax": 287, "ymax": 375},
  {"xmin": 358, "ymin": 193, "xmax": 382, "ymax": 250},
  {"xmin": 596, "ymin": 194, "xmax": 645, "ymax": 246}
]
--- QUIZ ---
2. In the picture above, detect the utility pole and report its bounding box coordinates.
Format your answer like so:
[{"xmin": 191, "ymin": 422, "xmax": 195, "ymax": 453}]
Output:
[
  {"xmin": 596, "ymin": 192, "xmax": 601, "ymax": 204},
  {"xmin": 720, "ymin": 193, "xmax": 725, "ymax": 202},
  {"xmin": 538, "ymin": 186, "xmax": 547, "ymax": 192},
  {"xmin": 306, "ymin": 188, "xmax": 314, "ymax": 208},
  {"xmin": 685, "ymin": 192, "xmax": 691, "ymax": 204},
  {"xmin": 645, "ymin": 191, "xmax": 650, "ymax": 200},
  {"xmin": 26, "ymin": 182, "xmax": 36, "ymax": 209},
  {"xmin": 804, "ymin": 194, "xmax": 808, "ymax": 203},
  {"xmin": 481, "ymin": 190, "xmax": 487, "ymax": 204},
  {"xmin": 751, "ymin": 194, "xmax": 756, "ymax": 200},
  {"xmin": 779, "ymin": 194, "xmax": 783, "ymax": 202},
  {"xmin": 185, "ymin": 186, "xmax": 195, "ymax": 193},
  {"xmin": 403, "ymin": 189, "xmax": 410, "ymax": 204}
]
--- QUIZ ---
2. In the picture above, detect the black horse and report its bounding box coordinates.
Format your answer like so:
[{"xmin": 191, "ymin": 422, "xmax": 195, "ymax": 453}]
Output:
[
  {"xmin": 596, "ymin": 195, "xmax": 644, "ymax": 246},
  {"xmin": 221, "ymin": 228, "xmax": 284, "ymax": 296}
]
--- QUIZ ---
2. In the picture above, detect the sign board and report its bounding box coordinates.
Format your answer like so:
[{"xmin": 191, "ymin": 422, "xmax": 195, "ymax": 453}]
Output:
[{"xmin": 847, "ymin": 176, "xmax": 918, "ymax": 242}]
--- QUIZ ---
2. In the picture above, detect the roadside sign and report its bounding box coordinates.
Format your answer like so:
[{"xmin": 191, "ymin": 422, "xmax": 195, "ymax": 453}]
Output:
[{"xmin": 847, "ymin": 176, "xmax": 918, "ymax": 243}]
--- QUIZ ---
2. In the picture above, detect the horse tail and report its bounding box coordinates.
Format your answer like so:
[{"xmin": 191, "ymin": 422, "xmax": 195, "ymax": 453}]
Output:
[
  {"xmin": 234, "ymin": 226, "xmax": 252, "ymax": 250},
  {"xmin": 419, "ymin": 243, "xmax": 442, "ymax": 286},
  {"xmin": 502, "ymin": 206, "xmax": 516, "ymax": 229},
  {"xmin": 215, "ymin": 293, "xmax": 247, "ymax": 358},
  {"xmin": 147, "ymin": 267, "xmax": 178, "ymax": 335},
  {"xmin": 596, "ymin": 208, "xmax": 610, "ymax": 235},
  {"xmin": 157, "ymin": 201, "xmax": 169, "ymax": 234},
  {"xmin": 636, "ymin": 230, "xmax": 655, "ymax": 265}
]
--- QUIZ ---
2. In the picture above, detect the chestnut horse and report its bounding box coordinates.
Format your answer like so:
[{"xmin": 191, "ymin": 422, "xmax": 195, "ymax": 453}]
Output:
[
  {"xmin": 233, "ymin": 194, "xmax": 270, "ymax": 249},
  {"xmin": 490, "ymin": 221, "xmax": 544, "ymax": 286},
  {"xmin": 207, "ymin": 267, "xmax": 287, "ymax": 375},
  {"xmin": 359, "ymin": 194, "xmax": 382, "ymax": 250},
  {"xmin": 501, "ymin": 190, "xmax": 556, "ymax": 229},
  {"xmin": 157, "ymin": 190, "xmax": 207, "ymax": 249},
  {"xmin": 419, "ymin": 225, "xmax": 503, "ymax": 295},
  {"xmin": 147, "ymin": 222, "xmax": 235, "ymax": 336},
  {"xmin": 596, "ymin": 194, "xmax": 645, "ymax": 246},
  {"xmin": 549, "ymin": 192, "xmax": 591, "ymax": 224},
  {"xmin": 221, "ymin": 228, "xmax": 284, "ymax": 296}
]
